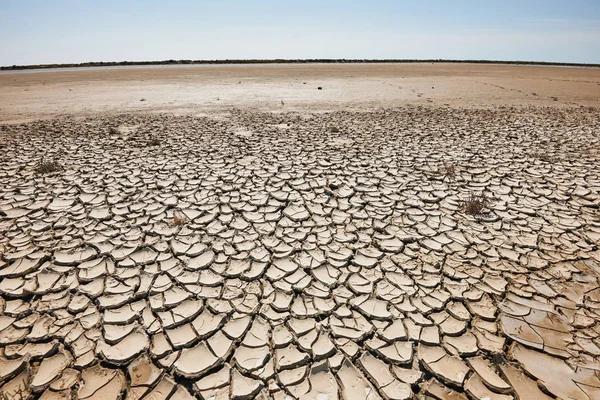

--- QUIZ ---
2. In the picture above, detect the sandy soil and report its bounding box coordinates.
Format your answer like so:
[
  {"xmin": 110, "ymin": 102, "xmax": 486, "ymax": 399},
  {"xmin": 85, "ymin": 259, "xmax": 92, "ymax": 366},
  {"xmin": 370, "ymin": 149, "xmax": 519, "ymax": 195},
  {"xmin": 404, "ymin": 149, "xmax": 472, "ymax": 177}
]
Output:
[
  {"xmin": 1, "ymin": 63, "xmax": 600, "ymax": 123},
  {"xmin": 1, "ymin": 64, "xmax": 600, "ymax": 399}
]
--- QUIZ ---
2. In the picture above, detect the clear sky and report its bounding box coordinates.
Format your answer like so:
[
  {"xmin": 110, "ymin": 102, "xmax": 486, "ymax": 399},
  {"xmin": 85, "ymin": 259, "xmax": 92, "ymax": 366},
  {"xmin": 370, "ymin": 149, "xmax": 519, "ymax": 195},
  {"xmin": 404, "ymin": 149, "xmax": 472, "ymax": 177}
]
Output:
[{"xmin": 1, "ymin": 0, "xmax": 599, "ymax": 66}]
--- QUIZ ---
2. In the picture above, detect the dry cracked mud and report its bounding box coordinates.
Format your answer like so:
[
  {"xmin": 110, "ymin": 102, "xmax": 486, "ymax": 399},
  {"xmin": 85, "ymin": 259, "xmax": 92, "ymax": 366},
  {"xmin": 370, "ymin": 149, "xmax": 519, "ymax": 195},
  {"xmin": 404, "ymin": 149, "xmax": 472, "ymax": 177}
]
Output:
[{"xmin": 1, "ymin": 106, "xmax": 600, "ymax": 399}]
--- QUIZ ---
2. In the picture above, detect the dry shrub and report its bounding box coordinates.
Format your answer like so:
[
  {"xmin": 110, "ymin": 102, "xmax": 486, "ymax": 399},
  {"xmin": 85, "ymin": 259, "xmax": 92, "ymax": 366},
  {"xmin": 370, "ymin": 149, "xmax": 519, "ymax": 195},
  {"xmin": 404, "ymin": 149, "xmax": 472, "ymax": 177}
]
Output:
[
  {"xmin": 169, "ymin": 212, "xmax": 188, "ymax": 227},
  {"xmin": 461, "ymin": 193, "xmax": 490, "ymax": 216},
  {"xmin": 531, "ymin": 152, "xmax": 554, "ymax": 163},
  {"xmin": 35, "ymin": 160, "xmax": 62, "ymax": 174},
  {"xmin": 439, "ymin": 164, "xmax": 456, "ymax": 179},
  {"xmin": 0, "ymin": 385, "xmax": 26, "ymax": 400}
]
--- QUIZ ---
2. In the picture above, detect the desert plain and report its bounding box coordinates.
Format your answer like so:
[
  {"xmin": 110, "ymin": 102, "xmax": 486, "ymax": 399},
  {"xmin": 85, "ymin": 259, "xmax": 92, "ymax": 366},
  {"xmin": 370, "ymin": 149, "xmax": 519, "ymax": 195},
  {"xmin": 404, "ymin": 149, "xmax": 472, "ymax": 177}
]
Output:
[{"xmin": 0, "ymin": 63, "xmax": 600, "ymax": 400}]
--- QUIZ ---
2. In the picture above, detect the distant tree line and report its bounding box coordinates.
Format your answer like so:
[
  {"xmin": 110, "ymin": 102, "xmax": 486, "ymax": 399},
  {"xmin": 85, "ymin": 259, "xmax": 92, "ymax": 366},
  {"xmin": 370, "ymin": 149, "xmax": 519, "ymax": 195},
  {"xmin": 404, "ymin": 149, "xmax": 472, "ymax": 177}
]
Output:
[{"xmin": 2, "ymin": 59, "xmax": 599, "ymax": 71}]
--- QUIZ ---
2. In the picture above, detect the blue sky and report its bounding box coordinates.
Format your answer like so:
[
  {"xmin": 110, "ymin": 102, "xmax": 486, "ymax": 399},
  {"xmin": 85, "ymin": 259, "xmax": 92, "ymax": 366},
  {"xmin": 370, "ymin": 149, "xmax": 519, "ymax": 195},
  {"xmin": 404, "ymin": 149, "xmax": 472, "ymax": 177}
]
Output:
[{"xmin": 1, "ymin": 0, "xmax": 599, "ymax": 65}]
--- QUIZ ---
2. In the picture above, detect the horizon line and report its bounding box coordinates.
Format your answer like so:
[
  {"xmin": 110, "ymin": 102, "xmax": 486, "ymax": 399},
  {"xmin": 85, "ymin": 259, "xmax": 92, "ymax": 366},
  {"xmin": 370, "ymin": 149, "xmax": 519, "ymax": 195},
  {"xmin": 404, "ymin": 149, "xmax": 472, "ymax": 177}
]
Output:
[{"xmin": 2, "ymin": 58, "xmax": 600, "ymax": 71}]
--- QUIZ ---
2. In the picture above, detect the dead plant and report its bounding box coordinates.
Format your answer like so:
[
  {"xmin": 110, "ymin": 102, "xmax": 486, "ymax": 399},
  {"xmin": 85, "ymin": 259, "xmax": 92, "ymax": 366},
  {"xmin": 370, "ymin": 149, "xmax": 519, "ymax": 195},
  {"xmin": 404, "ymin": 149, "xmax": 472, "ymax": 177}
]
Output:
[
  {"xmin": 461, "ymin": 192, "xmax": 491, "ymax": 216},
  {"xmin": 35, "ymin": 160, "xmax": 62, "ymax": 174},
  {"xmin": 169, "ymin": 212, "xmax": 189, "ymax": 227},
  {"xmin": 438, "ymin": 163, "xmax": 456, "ymax": 180},
  {"xmin": 531, "ymin": 152, "xmax": 554, "ymax": 163}
]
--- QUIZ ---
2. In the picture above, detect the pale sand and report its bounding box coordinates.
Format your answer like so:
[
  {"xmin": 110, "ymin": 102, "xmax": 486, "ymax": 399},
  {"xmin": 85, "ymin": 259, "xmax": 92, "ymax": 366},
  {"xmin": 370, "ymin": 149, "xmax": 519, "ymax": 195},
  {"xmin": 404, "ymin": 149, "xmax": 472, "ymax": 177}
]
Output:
[{"xmin": 1, "ymin": 63, "xmax": 600, "ymax": 123}]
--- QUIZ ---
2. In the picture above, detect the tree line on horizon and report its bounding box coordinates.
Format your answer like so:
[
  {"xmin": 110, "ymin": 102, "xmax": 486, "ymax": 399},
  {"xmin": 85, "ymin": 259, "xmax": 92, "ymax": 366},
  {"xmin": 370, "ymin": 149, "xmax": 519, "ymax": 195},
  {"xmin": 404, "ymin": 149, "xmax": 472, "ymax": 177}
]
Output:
[{"xmin": 2, "ymin": 59, "xmax": 599, "ymax": 70}]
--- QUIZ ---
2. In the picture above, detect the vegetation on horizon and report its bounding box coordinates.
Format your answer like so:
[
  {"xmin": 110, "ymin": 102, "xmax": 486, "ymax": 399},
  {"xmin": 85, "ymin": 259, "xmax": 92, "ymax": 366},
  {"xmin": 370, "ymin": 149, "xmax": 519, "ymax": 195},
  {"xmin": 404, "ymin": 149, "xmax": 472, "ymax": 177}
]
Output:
[{"xmin": 2, "ymin": 59, "xmax": 599, "ymax": 71}]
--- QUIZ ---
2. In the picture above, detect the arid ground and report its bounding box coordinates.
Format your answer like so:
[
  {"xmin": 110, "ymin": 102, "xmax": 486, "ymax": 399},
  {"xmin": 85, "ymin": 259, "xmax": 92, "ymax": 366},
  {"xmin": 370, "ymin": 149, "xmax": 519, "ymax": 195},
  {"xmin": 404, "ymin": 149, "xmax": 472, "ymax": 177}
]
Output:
[
  {"xmin": 2, "ymin": 63, "xmax": 600, "ymax": 123},
  {"xmin": 1, "ymin": 64, "xmax": 600, "ymax": 400}
]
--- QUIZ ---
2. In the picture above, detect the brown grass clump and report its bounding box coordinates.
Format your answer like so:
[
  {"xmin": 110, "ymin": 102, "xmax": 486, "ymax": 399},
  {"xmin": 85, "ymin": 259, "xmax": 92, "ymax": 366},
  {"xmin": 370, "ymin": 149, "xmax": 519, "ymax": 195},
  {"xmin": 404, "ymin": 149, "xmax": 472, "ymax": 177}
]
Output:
[
  {"xmin": 169, "ymin": 212, "xmax": 188, "ymax": 227},
  {"xmin": 35, "ymin": 160, "xmax": 62, "ymax": 174},
  {"xmin": 439, "ymin": 164, "xmax": 456, "ymax": 180},
  {"xmin": 0, "ymin": 385, "xmax": 26, "ymax": 400},
  {"xmin": 461, "ymin": 193, "xmax": 490, "ymax": 216},
  {"xmin": 531, "ymin": 152, "xmax": 554, "ymax": 163}
]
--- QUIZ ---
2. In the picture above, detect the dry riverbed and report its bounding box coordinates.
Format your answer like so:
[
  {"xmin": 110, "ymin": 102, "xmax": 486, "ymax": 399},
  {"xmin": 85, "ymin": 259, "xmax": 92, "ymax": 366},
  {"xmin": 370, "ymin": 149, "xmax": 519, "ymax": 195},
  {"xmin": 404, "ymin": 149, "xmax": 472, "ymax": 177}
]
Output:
[{"xmin": 1, "ymin": 64, "xmax": 600, "ymax": 399}]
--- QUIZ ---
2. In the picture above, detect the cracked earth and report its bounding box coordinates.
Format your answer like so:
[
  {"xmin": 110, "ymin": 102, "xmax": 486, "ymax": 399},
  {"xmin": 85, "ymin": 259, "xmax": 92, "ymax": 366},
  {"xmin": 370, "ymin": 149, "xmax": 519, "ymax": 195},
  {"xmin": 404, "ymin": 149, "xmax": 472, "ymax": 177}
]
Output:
[{"xmin": 1, "ymin": 105, "xmax": 600, "ymax": 400}]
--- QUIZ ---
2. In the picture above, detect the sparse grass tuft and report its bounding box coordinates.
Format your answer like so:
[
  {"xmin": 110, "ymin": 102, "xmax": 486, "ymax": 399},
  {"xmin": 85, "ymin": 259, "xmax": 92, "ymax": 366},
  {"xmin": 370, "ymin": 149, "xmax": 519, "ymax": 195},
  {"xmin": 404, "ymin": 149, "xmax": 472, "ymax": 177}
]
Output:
[
  {"xmin": 35, "ymin": 160, "xmax": 62, "ymax": 174},
  {"xmin": 0, "ymin": 384, "xmax": 26, "ymax": 400},
  {"xmin": 168, "ymin": 212, "xmax": 189, "ymax": 227},
  {"xmin": 461, "ymin": 193, "xmax": 490, "ymax": 216},
  {"xmin": 439, "ymin": 164, "xmax": 456, "ymax": 180},
  {"xmin": 531, "ymin": 152, "xmax": 554, "ymax": 163},
  {"xmin": 148, "ymin": 138, "xmax": 161, "ymax": 146}
]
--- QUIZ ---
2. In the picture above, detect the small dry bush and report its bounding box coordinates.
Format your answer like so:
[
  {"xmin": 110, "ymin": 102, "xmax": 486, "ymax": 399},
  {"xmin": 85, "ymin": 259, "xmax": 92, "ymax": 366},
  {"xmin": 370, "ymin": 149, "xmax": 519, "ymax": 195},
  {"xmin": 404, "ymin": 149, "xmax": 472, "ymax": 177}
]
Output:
[
  {"xmin": 169, "ymin": 212, "xmax": 188, "ymax": 227},
  {"xmin": 531, "ymin": 152, "xmax": 554, "ymax": 163},
  {"xmin": 35, "ymin": 160, "xmax": 62, "ymax": 174},
  {"xmin": 461, "ymin": 193, "xmax": 490, "ymax": 216},
  {"xmin": 439, "ymin": 164, "xmax": 456, "ymax": 179},
  {"xmin": 0, "ymin": 385, "xmax": 25, "ymax": 400}
]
